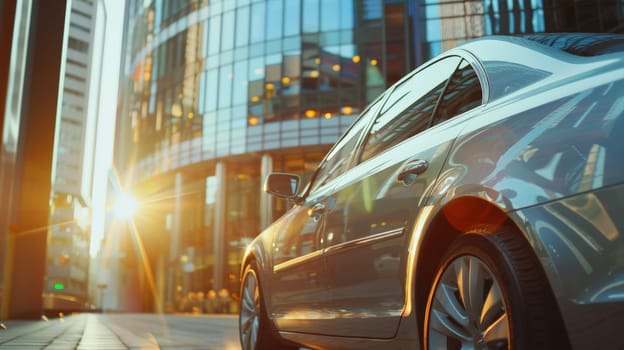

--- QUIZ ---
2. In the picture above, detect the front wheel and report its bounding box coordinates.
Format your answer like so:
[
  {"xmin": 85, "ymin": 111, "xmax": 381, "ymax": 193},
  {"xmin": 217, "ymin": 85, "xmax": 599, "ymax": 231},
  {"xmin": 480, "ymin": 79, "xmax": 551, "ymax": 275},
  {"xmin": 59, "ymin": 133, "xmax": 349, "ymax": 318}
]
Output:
[
  {"xmin": 239, "ymin": 262, "xmax": 296, "ymax": 350},
  {"xmin": 424, "ymin": 231, "xmax": 569, "ymax": 350}
]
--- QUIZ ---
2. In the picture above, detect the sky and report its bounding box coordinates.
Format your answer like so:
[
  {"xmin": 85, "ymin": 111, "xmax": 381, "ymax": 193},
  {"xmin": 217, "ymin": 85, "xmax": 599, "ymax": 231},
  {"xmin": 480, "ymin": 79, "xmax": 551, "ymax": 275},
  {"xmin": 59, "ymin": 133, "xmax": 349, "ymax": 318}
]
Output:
[{"xmin": 89, "ymin": 0, "xmax": 126, "ymax": 256}]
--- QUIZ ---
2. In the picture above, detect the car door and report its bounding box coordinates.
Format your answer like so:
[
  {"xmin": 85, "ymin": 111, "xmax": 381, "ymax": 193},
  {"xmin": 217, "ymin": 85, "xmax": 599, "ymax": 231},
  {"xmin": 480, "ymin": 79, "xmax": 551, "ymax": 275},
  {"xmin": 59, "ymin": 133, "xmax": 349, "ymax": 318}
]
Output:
[
  {"xmin": 320, "ymin": 57, "xmax": 484, "ymax": 338},
  {"xmin": 270, "ymin": 95, "xmax": 384, "ymax": 334},
  {"xmin": 269, "ymin": 204, "xmax": 326, "ymax": 333}
]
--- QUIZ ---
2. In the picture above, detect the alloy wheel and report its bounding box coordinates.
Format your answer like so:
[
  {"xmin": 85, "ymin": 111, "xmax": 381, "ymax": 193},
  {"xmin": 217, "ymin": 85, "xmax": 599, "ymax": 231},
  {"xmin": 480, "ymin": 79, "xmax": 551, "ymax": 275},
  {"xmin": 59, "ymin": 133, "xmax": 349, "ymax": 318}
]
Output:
[
  {"xmin": 427, "ymin": 255, "xmax": 510, "ymax": 349},
  {"xmin": 239, "ymin": 270, "xmax": 261, "ymax": 350}
]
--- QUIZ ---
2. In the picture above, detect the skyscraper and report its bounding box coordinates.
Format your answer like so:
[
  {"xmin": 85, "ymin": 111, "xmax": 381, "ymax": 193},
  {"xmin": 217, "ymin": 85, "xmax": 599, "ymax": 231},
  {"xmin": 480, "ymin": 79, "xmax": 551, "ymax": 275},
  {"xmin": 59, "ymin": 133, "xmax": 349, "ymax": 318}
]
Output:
[{"xmin": 44, "ymin": 0, "xmax": 100, "ymax": 314}]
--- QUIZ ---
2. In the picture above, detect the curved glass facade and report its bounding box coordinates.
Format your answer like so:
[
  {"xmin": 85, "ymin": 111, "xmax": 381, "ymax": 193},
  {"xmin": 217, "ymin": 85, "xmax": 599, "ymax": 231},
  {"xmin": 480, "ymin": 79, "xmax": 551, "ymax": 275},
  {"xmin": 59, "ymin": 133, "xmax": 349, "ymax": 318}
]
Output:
[
  {"xmin": 115, "ymin": 0, "xmax": 624, "ymax": 312},
  {"xmin": 118, "ymin": 0, "xmax": 417, "ymax": 310},
  {"xmin": 124, "ymin": 0, "xmax": 415, "ymax": 180}
]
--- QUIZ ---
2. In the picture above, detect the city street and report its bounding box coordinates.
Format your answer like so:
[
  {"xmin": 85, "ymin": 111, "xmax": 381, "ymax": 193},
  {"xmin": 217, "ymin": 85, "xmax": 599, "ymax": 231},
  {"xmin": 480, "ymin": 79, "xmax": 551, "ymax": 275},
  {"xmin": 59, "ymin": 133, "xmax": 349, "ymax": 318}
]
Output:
[{"xmin": 0, "ymin": 313, "xmax": 241, "ymax": 350}]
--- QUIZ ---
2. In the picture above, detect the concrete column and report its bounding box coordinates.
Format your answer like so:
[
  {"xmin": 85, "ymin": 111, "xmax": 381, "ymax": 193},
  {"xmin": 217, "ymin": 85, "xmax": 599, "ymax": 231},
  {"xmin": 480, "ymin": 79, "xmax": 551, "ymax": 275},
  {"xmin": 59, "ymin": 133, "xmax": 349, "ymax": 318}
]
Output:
[
  {"xmin": 260, "ymin": 154, "xmax": 273, "ymax": 230},
  {"xmin": 213, "ymin": 162, "xmax": 226, "ymax": 291},
  {"xmin": 1, "ymin": 0, "xmax": 69, "ymax": 319},
  {"xmin": 155, "ymin": 253, "xmax": 165, "ymax": 313}
]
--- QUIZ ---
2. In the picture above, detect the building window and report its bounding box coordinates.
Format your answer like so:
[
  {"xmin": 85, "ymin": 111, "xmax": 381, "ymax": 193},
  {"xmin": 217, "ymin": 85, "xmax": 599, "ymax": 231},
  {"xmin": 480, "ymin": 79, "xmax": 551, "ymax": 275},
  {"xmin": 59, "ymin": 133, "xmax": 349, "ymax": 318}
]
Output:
[{"xmin": 68, "ymin": 37, "xmax": 89, "ymax": 53}]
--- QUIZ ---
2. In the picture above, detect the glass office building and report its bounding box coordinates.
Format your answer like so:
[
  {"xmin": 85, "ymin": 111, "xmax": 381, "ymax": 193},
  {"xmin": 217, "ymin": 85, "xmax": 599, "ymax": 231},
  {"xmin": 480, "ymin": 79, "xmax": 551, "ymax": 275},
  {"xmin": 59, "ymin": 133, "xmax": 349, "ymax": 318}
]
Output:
[
  {"xmin": 117, "ymin": 0, "xmax": 419, "ymax": 311},
  {"xmin": 115, "ymin": 0, "xmax": 624, "ymax": 311},
  {"xmin": 44, "ymin": 0, "xmax": 99, "ymax": 313}
]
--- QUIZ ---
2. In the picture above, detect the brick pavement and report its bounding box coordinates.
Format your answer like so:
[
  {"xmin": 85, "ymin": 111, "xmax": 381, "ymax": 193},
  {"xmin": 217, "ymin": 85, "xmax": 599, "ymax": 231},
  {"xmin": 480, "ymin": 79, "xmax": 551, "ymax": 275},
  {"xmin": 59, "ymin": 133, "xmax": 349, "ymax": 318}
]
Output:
[
  {"xmin": 0, "ymin": 314, "xmax": 128, "ymax": 349},
  {"xmin": 0, "ymin": 313, "xmax": 241, "ymax": 350}
]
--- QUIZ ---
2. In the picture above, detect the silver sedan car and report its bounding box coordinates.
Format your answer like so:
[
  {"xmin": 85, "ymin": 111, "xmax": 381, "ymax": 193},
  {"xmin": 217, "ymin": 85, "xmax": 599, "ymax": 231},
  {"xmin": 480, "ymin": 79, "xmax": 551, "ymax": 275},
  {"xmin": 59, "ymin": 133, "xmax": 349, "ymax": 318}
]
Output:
[{"xmin": 239, "ymin": 33, "xmax": 624, "ymax": 350}]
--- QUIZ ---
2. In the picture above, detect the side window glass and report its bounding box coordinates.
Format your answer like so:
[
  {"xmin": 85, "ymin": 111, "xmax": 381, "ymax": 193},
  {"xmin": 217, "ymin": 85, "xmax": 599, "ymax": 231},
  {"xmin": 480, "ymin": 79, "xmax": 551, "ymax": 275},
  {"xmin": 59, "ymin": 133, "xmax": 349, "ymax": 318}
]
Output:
[
  {"xmin": 433, "ymin": 59, "xmax": 482, "ymax": 125},
  {"xmin": 360, "ymin": 56, "xmax": 461, "ymax": 162},
  {"xmin": 311, "ymin": 96, "xmax": 383, "ymax": 190}
]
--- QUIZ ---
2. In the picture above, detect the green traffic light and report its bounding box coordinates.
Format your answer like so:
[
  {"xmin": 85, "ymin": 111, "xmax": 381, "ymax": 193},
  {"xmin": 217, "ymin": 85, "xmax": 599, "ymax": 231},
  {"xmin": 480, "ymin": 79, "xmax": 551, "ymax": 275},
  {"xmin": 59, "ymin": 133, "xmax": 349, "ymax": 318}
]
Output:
[{"xmin": 54, "ymin": 283, "xmax": 65, "ymax": 290}]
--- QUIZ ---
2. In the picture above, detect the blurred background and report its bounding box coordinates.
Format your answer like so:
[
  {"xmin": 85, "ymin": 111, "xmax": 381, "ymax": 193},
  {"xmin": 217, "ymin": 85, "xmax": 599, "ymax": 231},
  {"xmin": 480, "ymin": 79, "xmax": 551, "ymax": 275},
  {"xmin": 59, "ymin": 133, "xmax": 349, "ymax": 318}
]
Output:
[{"xmin": 1, "ymin": 0, "xmax": 623, "ymax": 320}]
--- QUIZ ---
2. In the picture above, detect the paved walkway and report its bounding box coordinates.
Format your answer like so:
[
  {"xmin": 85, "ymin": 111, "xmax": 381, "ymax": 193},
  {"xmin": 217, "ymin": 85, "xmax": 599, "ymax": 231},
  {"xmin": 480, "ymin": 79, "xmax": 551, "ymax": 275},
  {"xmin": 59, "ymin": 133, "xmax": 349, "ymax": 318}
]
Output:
[{"xmin": 0, "ymin": 313, "xmax": 241, "ymax": 350}]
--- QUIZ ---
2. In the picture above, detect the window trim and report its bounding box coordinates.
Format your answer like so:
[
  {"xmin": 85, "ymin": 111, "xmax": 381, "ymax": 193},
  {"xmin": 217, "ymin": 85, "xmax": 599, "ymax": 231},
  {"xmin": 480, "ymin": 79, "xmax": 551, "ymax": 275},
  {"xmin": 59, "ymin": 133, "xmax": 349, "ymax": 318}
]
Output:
[
  {"xmin": 302, "ymin": 50, "xmax": 487, "ymax": 198},
  {"xmin": 430, "ymin": 58, "xmax": 484, "ymax": 126},
  {"xmin": 357, "ymin": 55, "xmax": 462, "ymax": 163}
]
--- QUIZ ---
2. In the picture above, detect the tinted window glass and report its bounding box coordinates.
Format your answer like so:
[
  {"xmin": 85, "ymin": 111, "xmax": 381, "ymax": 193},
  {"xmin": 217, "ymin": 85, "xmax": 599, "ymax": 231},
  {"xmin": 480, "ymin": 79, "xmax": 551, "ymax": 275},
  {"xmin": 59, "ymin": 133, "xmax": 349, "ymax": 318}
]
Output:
[
  {"xmin": 433, "ymin": 59, "xmax": 482, "ymax": 125},
  {"xmin": 266, "ymin": 0, "xmax": 283, "ymax": 40},
  {"xmin": 235, "ymin": 6, "xmax": 250, "ymax": 47},
  {"xmin": 221, "ymin": 11, "xmax": 235, "ymax": 51},
  {"xmin": 250, "ymin": 2, "xmax": 266, "ymax": 43},
  {"xmin": 208, "ymin": 16, "xmax": 221, "ymax": 55},
  {"xmin": 302, "ymin": 0, "xmax": 319, "ymax": 33},
  {"xmin": 283, "ymin": 0, "xmax": 301, "ymax": 36},
  {"xmin": 311, "ymin": 96, "xmax": 384, "ymax": 190},
  {"xmin": 360, "ymin": 56, "xmax": 461, "ymax": 161}
]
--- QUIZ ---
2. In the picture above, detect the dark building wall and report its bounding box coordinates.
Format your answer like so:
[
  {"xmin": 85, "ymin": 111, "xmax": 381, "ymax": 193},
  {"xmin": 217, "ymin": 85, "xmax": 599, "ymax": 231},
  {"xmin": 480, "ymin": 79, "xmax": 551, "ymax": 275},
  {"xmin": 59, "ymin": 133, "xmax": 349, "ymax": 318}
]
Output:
[
  {"xmin": 0, "ymin": 0, "xmax": 17, "ymax": 303},
  {"xmin": 0, "ymin": 0, "xmax": 68, "ymax": 319}
]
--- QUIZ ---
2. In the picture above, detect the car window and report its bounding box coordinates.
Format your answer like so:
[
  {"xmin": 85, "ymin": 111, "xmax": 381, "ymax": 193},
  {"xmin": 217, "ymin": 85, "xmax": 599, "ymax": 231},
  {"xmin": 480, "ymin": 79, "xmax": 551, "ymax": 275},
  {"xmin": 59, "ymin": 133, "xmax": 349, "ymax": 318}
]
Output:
[
  {"xmin": 360, "ymin": 56, "xmax": 462, "ymax": 162},
  {"xmin": 310, "ymin": 95, "xmax": 385, "ymax": 191},
  {"xmin": 433, "ymin": 59, "xmax": 482, "ymax": 125}
]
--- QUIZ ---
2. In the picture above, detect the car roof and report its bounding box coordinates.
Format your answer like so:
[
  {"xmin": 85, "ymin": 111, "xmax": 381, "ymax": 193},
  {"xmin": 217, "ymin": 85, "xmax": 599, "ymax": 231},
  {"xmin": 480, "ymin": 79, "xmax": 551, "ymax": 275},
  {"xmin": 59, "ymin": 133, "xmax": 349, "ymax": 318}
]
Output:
[
  {"xmin": 521, "ymin": 32, "xmax": 624, "ymax": 56},
  {"xmin": 348, "ymin": 33, "xmax": 624, "ymax": 131},
  {"xmin": 450, "ymin": 33, "xmax": 624, "ymax": 102}
]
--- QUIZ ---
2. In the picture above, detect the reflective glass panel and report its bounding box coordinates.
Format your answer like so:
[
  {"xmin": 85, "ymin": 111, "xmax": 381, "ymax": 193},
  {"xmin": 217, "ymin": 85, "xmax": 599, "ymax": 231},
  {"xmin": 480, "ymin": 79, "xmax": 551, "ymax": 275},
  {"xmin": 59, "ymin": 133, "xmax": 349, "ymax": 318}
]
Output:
[
  {"xmin": 433, "ymin": 59, "xmax": 482, "ymax": 125},
  {"xmin": 221, "ymin": 10, "xmax": 235, "ymax": 51},
  {"xmin": 233, "ymin": 60, "xmax": 248, "ymax": 106},
  {"xmin": 208, "ymin": 15, "xmax": 221, "ymax": 55},
  {"xmin": 284, "ymin": 0, "xmax": 301, "ymax": 36},
  {"xmin": 250, "ymin": 2, "xmax": 266, "ymax": 43},
  {"xmin": 339, "ymin": 0, "xmax": 354, "ymax": 29},
  {"xmin": 312, "ymin": 95, "xmax": 385, "ymax": 190},
  {"xmin": 235, "ymin": 6, "xmax": 250, "ymax": 47},
  {"xmin": 219, "ymin": 64, "xmax": 233, "ymax": 108},
  {"xmin": 320, "ymin": 0, "xmax": 339, "ymax": 31},
  {"xmin": 302, "ymin": 0, "xmax": 319, "ymax": 33},
  {"xmin": 361, "ymin": 56, "xmax": 461, "ymax": 161},
  {"xmin": 205, "ymin": 69, "xmax": 218, "ymax": 111},
  {"xmin": 266, "ymin": 0, "xmax": 283, "ymax": 40}
]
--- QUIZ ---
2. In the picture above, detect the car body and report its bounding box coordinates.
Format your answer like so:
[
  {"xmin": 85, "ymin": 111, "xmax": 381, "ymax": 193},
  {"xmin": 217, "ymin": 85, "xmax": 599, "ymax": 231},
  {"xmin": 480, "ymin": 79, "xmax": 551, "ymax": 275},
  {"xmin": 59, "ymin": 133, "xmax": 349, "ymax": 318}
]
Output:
[{"xmin": 238, "ymin": 33, "xmax": 624, "ymax": 350}]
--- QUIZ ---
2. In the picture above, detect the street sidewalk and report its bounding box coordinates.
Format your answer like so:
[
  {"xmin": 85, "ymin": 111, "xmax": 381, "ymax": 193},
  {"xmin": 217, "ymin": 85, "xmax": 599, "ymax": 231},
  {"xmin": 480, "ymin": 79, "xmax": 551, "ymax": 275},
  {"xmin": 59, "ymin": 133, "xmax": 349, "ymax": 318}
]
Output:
[
  {"xmin": 0, "ymin": 313, "xmax": 128, "ymax": 349},
  {"xmin": 0, "ymin": 313, "xmax": 242, "ymax": 350}
]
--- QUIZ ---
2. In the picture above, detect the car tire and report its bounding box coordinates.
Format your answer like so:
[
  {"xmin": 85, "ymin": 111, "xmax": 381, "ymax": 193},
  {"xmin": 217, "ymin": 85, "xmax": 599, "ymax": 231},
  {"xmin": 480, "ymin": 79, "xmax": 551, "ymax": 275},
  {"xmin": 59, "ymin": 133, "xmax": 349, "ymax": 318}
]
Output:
[
  {"xmin": 239, "ymin": 262, "xmax": 296, "ymax": 350},
  {"xmin": 424, "ymin": 230, "xmax": 569, "ymax": 350}
]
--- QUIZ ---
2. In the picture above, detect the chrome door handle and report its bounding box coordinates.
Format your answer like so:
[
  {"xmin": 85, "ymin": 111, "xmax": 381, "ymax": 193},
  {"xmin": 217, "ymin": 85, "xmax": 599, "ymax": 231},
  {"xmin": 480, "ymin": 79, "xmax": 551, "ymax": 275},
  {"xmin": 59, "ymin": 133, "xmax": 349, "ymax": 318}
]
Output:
[
  {"xmin": 308, "ymin": 203, "xmax": 326, "ymax": 219},
  {"xmin": 397, "ymin": 159, "xmax": 429, "ymax": 184}
]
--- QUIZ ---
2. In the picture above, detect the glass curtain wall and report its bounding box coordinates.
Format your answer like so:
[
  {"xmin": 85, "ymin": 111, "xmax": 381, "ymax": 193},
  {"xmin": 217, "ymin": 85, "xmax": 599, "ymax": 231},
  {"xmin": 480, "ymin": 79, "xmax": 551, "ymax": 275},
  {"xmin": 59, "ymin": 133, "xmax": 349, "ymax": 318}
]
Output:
[
  {"xmin": 122, "ymin": 0, "xmax": 624, "ymax": 313},
  {"xmin": 126, "ymin": 0, "xmax": 413, "ymax": 173},
  {"xmin": 119, "ymin": 0, "xmax": 624, "ymax": 312},
  {"xmin": 119, "ymin": 0, "xmax": 423, "ymax": 311}
]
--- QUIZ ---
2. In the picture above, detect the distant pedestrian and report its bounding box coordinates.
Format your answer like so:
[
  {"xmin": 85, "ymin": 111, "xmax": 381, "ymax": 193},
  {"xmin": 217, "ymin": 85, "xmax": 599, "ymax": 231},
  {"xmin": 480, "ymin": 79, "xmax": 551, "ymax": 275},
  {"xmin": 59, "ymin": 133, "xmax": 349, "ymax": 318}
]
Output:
[
  {"xmin": 194, "ymin": 291, "xmax": 205, "ymax": 314},
  {"xmin": 204, "ymin": 289, "xmax": 218, "ymax": 314},
  {"xmin": 217, "ymin": 288, "xmax": 232, "ymax": 313}
]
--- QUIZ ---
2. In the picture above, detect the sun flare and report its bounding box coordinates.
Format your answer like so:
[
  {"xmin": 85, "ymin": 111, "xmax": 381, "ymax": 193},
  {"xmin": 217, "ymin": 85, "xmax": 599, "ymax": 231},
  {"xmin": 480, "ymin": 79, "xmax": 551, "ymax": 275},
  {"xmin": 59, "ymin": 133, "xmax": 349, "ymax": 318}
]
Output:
[{"xmin": 113, "ymin": 193, "xmax": 138, "ymax": 219}]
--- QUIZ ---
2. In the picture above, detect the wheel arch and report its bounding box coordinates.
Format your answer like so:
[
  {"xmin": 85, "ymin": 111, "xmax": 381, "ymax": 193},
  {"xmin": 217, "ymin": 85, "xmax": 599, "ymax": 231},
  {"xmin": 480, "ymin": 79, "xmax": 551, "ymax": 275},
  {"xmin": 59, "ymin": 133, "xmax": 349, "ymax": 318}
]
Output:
[
  {"xmin": 239, "ymin": 239, "xmax": 272, "ymax": 314},
  {"xmin": 240, "ymin": 233, "xmax": 272, "ymax": 283},
  {"xmin": 240, "ymin": 252, "xmax": 256, "ymax": 277},
  {"xmin": 412, "ymin": 195, "xmax": 555, "ymax": 345}
]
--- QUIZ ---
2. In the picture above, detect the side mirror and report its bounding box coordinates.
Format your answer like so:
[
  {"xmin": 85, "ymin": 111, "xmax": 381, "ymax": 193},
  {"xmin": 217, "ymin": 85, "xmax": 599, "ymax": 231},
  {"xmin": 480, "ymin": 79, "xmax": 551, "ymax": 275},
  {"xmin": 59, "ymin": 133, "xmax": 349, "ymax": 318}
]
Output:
[{"xmin": 264, "ymin": 173, "xmax": 301, "ymax": 199}]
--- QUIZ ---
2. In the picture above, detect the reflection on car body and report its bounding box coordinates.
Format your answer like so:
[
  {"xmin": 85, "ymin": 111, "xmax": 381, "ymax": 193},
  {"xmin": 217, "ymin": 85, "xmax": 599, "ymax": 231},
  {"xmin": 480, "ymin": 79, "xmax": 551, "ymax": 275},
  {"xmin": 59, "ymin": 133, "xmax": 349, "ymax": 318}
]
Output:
[{"xmin": 238, "ymin": 34, "xmax": 624, "ymax": 350}]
